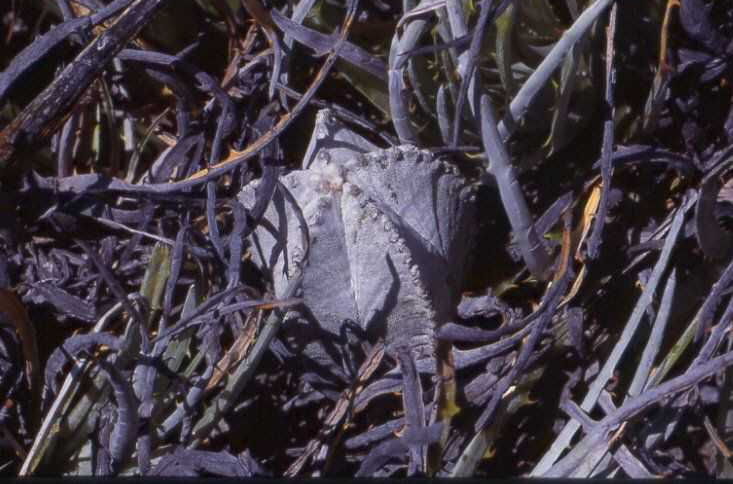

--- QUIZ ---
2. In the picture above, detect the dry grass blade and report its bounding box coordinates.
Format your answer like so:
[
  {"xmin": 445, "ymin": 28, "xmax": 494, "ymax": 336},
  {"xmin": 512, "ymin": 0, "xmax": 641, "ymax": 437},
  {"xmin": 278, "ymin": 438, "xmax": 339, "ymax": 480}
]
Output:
[
  {"xmin": 545, "ymin": 347, "xmax": 733, "ymax": 476},
  {"xmin": 285, "ymin": 341, "xmax": 385, "ymax": 476},
  {"xmin": 204, "ymin": 311, "xmax": 261, "ymax": 393},
  {"xmin": 19, "ymin": 302, "xmax": 125, "ymax": 476},
  {"xmin": 532, "ymin": 204, "xmax": 686, "ymax": 475}
]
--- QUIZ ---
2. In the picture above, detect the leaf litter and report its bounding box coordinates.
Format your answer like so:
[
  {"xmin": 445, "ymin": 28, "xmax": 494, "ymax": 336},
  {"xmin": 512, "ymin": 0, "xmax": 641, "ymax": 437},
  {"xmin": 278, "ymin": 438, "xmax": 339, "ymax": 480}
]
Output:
[{"xmin": 2, "ymin": 0, "xmax": 733, "ymax": 478}]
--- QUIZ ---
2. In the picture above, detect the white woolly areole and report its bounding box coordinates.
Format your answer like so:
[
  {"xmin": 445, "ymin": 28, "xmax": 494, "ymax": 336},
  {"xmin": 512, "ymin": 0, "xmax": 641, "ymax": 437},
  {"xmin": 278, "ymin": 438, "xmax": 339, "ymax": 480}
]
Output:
[{"xmin": 309, "ymin": 162, "xmax": 345, "ymax": 193}]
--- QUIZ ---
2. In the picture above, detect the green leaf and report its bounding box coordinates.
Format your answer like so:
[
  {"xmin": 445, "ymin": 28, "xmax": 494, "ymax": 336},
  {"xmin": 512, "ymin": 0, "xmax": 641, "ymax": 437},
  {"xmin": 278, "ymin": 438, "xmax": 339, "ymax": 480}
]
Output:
[
  {"xmin": 140, "ymin": 243, "xmax": 171, "ymax": 314},
  {"xmin": 336, "ymin": 60, "xmax": 391, "ymax": 116},
  {"xmin": 496, "ymin": 4, "xmax": 518, "ymax": 98}
]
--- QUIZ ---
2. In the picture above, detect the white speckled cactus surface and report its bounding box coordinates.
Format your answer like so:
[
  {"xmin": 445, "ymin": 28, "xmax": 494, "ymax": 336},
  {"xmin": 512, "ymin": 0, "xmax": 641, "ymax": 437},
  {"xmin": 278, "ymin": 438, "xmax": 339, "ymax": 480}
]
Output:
[{"xmin": 240, "ymin": 109, "xmax": 476, "ymax": 365}]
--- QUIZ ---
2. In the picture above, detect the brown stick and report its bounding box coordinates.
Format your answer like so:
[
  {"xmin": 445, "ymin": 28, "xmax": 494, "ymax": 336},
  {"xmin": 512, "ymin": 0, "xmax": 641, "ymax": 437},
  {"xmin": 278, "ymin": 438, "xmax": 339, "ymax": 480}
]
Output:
[{"xmin": 0, "ymin": 0, "xmax": 169, "ymax": 169}]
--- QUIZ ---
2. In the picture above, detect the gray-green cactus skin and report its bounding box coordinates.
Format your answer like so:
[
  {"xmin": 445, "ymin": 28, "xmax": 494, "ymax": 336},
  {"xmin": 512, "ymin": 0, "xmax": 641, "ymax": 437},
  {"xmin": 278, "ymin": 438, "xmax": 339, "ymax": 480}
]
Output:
[{"xmin": 239, "ymin": 109, "xmax": 475, "ymax": 367}]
